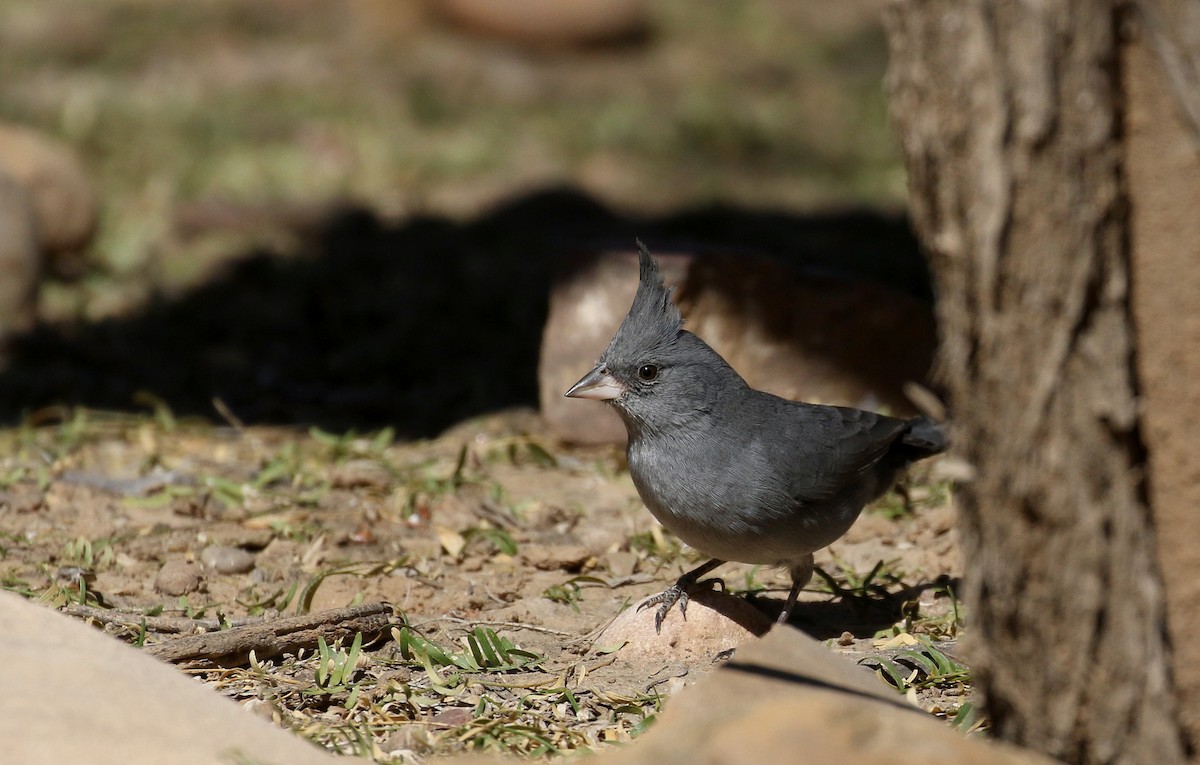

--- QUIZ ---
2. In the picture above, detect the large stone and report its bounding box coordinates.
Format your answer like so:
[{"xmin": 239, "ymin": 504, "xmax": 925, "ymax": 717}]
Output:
[
  {"xmin": 433, "ymin": 0, "xmax": 649, "ymax": 47},
  {"xmin": 593, "ymin": 626, "xmax": 1054, "ymax": 765},
  {"xmin": 594, "ymin": 587, "xmax": 774, "ymax": 663},
  {"xmin": 0, "ymin": 167, "xmax": 39, "ymax": 355},
  {"xmin": 540, "ymin": 248, "xmax": 938, "ymax": 444},
  {"xmin": 0, "ymin": 122, "xmax": 98, "ymax": 257},
  {"xmin": 0, "ymin": 590, "xmax": 342, "ymax": 765}
]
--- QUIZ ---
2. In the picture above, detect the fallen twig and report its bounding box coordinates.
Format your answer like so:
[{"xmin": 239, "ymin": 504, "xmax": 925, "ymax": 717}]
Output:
[
  {"xmin": 143, "ymin": 602, "xmax": 397, "ymax": 665},
  {"xmin": 415, "ymin": 615, "xmax": 574, "ymax": 637},
  {"xmin": 63, "ymin": 603, "xmax": 261, "ymax": 633}
]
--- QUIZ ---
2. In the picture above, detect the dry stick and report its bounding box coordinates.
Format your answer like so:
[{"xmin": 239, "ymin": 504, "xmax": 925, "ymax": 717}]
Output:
[
  {"xmin": 64, "ymin": 603, "xmax": 261, "ymax": 633},
  {"xmin": 417, "ymin": 615, "xmax": 574, "ymax": 637},
  {"xmin": 144, "ymin": 602, "xmax": 397, "ymax": 664}
]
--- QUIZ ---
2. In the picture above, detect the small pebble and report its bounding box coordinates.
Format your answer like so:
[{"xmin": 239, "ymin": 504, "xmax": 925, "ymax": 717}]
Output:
[
  {"xmin": 383, "ymin": 723, "xmax": 429, "ymax": 753},
  {"xmin": 200, "ymin": 545, "xmax": 256, "ymax": 574},
  {"xmin": 241, "ymin": 698, "xmax": 278, "ymax": 723},
  {"xmin": 521, "ymin": 543, "xmax": 592, "ymax": 572},
  {"xmin": 154, "ymin": 560, "xmax": 203, "ymax": 596},
  {"xmin": 429, "ymin": 707, "xmax": 474, "ymax": 727},
  {"xmin": 601, "ymin": 550, "xmax": 639, "ymax": 578}
]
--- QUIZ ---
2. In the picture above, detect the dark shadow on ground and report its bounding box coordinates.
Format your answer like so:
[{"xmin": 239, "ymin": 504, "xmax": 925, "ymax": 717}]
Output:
[
  {"xmin": 0, "ymin": 186, "xmax": 929, "ymax": 436},
  {"xmin": 748, "ymin": 574, "xmax": 961, "ymax": 641}
]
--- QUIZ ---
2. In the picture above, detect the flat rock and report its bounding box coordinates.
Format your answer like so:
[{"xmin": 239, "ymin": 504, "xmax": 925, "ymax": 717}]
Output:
[
  {"xmin": 0, "ymin": 590, "xmax": 343, "ymax": 765},
  {"xmin": 540, "ymin": 248, "xmax": 938, "ymax": 444},
  {"xmin": 606, "ymin": 626, "xmax": 1056, "ymax": 765}
]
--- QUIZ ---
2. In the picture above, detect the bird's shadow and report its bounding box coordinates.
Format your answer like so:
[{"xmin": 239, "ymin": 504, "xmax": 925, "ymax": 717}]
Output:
[
  {"xmin": 745, "ymin": 574, "xmax": 962, "ymax": 641},
  {"xmin": 0, "ymin": 185, "xmax": 930, "ymax": 435}
]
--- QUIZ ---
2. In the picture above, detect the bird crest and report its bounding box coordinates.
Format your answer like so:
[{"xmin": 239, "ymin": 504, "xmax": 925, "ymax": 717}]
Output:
[{"xmin": 604, "ymin": 242, "xmax": 683, "ymax": 363}]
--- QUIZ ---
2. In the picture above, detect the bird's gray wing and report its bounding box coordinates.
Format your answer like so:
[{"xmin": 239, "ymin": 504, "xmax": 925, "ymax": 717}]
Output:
[{"xmin": 777, "ymin": 404, "xmax": 909, "ymax": 504}]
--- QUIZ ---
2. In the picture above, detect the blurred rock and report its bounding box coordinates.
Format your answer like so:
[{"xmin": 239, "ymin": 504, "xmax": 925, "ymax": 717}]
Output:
[
  {"xmin": 433, "ymin": 0, "xmax": 649, "ymax": 47},
  {"xmin": 350, "ymin": 0, "xmax": 427, "ymax": 43},
  {"xmin": 540, "ymin": 248, "xmax": 938, "ymax": 444},
  {"xmin": 0, "ymin": 168, "xmax": 39, "ymax": 357},
  {"xmin": 1, "ymin": 591, "xmax": 341, "ymax": 765},
  {"xmin": 595, "ymin": 625, "xmax": 1054, "ymax": 765},
  {"xmin": 0, "ymin": 122, "xmax": 98, "ymax": 265}
]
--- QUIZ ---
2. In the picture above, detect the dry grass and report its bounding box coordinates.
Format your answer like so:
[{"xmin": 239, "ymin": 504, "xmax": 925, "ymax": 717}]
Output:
[
  {"xmin": 0, "ymin": 407, "xmax": 977, "ymax": 761},
  {"xmin": 0, "ymin": 3, "xmax": 978, "ymax": 760}
]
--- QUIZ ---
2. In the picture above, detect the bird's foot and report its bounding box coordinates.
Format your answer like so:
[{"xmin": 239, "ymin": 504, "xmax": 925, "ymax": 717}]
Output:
[
  {"xmin": 638, "ymin": 576, "xmax": 725, "ymax": 632},
  {"xmin": 637, "ymin": 559, "xmax": 727, "ymax": 634},
  {"xmin": 638, "ymin": 582, "xmax": 690, "ymax": 633}
]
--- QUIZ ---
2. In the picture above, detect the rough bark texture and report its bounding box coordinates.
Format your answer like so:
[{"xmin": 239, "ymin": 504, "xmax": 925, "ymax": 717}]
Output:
[
  {"xmin": 1125, "ymin": 0, "xmax": 1200, "ymax": 751},
  {"xmin": 884, "ymin": 1, "xmax": 1187, "ymax": 762}
]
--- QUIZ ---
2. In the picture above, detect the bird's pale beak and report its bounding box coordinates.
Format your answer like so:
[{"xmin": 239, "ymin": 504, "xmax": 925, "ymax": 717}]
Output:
[{"xmin": 565, "ymin": 366, "xmax": 626, "ymax": 401}]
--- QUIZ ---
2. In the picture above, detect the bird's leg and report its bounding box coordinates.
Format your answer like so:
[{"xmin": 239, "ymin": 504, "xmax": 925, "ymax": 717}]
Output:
[
  {"xmin": 894, "ymin": 480, "xmax": 915, "ymax": 514},
  {"xmin": 776, "ymin": 554, "xmax": 815, "ymax": 625},
  {"xmin": 639, "ymin": 558, "xmax": 725, "ymax": 633}
]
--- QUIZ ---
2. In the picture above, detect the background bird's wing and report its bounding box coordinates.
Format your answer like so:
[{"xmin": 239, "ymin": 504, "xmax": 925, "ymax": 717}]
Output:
[{"xmin": 772, "ymin": 403, "xmax": 909, "ymax": 503}]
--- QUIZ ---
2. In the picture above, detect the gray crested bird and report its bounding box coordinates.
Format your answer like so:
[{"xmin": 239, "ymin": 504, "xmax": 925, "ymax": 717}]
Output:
[{"xmin": 566, "ymin": 244, "xmax": 946, "ymax": 631}]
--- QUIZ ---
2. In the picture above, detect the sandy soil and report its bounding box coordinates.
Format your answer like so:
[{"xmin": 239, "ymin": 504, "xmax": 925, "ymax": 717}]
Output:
[{"xmin": 0, "ymin": 406, "xmax": 972, "ymax": 760}]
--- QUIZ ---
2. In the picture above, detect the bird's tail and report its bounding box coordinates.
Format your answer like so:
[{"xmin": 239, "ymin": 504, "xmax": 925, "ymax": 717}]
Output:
[{"xmin": 900, "ymin": 416, "xmax": 948, "ymax": 457}]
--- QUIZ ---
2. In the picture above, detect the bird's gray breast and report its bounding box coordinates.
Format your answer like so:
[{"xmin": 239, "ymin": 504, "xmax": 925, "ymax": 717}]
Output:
[{"xmin": 626, "ymin": 430, "xmax": 858, "ymax": 566}]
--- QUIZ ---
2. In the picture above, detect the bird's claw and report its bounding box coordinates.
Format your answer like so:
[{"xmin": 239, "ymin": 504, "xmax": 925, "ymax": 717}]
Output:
[
  {"xmin": 638, "ymin": 583, "xmax": 690, "ymax": 633},
  {"xmin": 637, "ymin": 560, "xmax": 726, "ymax": 634}
]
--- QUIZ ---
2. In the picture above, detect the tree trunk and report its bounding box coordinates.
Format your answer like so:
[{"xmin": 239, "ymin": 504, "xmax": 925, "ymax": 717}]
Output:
[{"xmin": 883, "ymin": 1, "xmax": 1190, "ymax": 762}]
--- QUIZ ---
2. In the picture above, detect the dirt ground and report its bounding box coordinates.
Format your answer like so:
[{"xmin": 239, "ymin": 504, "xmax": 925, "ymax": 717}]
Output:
[
  {"xmin": 0, "ymin": 1, "xmax": 972, "ymax": 761},
  {"xmin": 0, "ymin": 405, "xmax": 972, "ymax": 761}
]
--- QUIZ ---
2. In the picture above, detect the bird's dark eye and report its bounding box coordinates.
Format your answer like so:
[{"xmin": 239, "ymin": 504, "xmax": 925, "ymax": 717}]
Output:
[{"xmin": 638, "ymin": 364, "xmax": 659, "ymax": 382}]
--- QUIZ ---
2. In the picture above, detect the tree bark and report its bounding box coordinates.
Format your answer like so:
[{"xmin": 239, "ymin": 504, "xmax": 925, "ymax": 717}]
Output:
[{"xmin": 883, "ymin": 1, "xmax": 1188, "ymax": 762}]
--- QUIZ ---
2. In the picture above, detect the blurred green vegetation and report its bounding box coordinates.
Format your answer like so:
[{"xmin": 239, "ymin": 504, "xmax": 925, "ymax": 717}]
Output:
[{"xmin": 0, "ymin": 0, "xmax": 902, "ymax": 320}]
